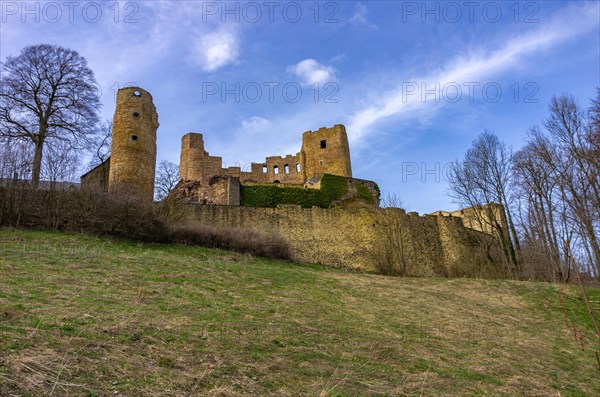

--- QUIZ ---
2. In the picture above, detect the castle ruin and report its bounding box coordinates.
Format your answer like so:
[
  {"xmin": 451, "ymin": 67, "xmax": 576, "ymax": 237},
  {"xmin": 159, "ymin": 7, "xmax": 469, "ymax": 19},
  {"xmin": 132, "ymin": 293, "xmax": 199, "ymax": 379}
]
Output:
[
  {"xmin": 172, "ymin": 125, "xmax": 378, "ymax": 206},
  {"xmin": 180, "ymin": 124, "xmax": 352, "ymax": 186},
  {"xmin": 80, "ymin": 86, "xmax": 508, "ymax": 273}
]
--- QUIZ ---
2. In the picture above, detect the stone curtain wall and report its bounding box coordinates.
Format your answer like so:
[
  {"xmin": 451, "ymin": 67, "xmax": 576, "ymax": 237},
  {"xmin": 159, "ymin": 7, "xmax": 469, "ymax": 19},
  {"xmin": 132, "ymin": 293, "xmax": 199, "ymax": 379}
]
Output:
[
  {"xmin": 80, "ymin": 158, "xmax": 110, "ymax": 192},
  {"xmin": 179, "ymin": 204, "xmax": 497, "ymax": 275},
  {"xmin": 429, "ymin": 203, "xmax": 510, "ymax": 240}
]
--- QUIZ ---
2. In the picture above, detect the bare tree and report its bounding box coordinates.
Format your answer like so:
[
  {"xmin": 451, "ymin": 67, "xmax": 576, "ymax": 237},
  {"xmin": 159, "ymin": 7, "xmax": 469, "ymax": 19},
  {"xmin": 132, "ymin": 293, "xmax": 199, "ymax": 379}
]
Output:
[
  {"xmin": 380, "ymin": 192, "xmax": 405, "ymax": 209},
  {"xmin": 513, "ymin": 134, "xmax": 570, "ymax": 281},
  {"xmin": 0, "ymin": 44, "xmax": 101, "ymax": 187},
  {"xmin": 155, "ymin": 160, "xmax": 180, "ymax": 201},
  {"xmin": 88, "ymin": 120, "xmax": 112, "ymax": 169},
  {"xmin": 447, "ymin": 131, "xmax": 520, "ymax": 275},
  {"xmin": 360, "ymin": 194, "xmax": 415, "ymax": 276},
  {"xmin": 532, "ymin": 94, "xmax": 600, "ymax": 274},
  {"xmin": 41, "ymin": 139, "xmax": 81, "ymax": 187},
  {"xmin": 0, "ymin": 137, "xmax": 33, "ymax": 182}
]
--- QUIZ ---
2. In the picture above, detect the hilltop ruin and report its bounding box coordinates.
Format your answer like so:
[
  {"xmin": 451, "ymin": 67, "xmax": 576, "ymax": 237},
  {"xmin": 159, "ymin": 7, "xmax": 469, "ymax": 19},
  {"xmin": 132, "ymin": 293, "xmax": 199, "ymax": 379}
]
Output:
[{"xmin": 80, "ymin": 86, "xmax": 507, "ymax": 273}]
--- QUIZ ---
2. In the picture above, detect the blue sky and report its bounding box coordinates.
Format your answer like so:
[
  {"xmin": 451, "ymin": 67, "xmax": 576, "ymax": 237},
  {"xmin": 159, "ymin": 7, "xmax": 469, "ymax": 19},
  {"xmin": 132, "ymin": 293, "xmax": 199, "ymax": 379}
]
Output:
[{"xmin": 1, "ymin": 1, "xmax": 599, "ymax": 213}]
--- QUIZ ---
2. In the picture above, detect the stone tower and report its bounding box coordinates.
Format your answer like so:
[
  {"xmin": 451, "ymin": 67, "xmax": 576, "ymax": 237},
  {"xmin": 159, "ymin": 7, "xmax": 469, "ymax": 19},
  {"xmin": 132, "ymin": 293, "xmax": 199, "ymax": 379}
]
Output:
[
  {"xmin": 108, "ymin": 87, "xmax": 159, "ymax": 203},
  {"xmin": 300, "ymin": 124, "xmax": 352, "ymax": 180},
  {"xmin": 179, "ymin": 132, "xmax": 223, "ymax": 184}
]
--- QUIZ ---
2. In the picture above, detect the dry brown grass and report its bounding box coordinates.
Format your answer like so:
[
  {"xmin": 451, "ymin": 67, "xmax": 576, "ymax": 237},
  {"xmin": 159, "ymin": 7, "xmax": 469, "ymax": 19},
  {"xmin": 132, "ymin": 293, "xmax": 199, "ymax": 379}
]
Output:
[{"xmin": 1, "ymin": 230, "xmax": 599, "ymax": 396}]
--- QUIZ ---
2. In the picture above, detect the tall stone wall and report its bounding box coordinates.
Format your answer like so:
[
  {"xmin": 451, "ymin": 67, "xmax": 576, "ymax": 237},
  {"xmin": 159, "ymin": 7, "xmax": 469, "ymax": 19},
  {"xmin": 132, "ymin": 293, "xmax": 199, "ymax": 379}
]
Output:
[
  {"xmin": 178, "ymin": 204, "xmax": 500, "ymax": 275},
  {"xmin": 108, "ymin": 87, "xmax": 159, "ymax": 203},
  {"xmin": 80, "ymin": 158, "xmax": 110, "ymax": 192},
  {"xmin": 430, "ymin": 203, "xmax": 509, "ymax": 237}
]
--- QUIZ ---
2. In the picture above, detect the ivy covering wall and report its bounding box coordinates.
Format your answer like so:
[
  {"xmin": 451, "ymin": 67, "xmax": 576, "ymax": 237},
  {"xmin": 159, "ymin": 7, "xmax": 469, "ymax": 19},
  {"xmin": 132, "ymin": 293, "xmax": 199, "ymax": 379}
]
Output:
[{"xmin": 240, "ymin": 174, "xmax": 349, "ymax": 208}]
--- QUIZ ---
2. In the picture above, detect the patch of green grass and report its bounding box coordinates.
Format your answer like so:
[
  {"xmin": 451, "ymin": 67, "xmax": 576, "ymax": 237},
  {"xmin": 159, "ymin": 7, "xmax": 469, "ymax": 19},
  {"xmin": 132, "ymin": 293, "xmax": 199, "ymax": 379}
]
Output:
[{"xmin": 0, "ymin": 229, "xmax": 599, "ymax": 396}]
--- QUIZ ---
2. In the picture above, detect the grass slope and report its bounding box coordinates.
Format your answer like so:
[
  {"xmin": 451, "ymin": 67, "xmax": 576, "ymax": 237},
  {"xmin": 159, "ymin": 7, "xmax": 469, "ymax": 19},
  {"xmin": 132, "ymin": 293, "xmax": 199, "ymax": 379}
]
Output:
[{"xmin": 1, "ymin": 230, "xmax": 599, "ymax": 396}]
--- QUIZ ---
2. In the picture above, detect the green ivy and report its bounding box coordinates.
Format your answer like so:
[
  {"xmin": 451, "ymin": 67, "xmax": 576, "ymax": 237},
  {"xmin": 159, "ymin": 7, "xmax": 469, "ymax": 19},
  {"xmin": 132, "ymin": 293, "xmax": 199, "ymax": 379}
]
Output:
[
  {"xmin": 240, "ymin": 174, "xmax": 349, "ymax": 208},
  {"xmin": 355, "ymin": 184, "xmax": 374, "ymax": 204},
  {"xmin": 373, "ymin": 183, "xmax": 381, "ymax": 196}
]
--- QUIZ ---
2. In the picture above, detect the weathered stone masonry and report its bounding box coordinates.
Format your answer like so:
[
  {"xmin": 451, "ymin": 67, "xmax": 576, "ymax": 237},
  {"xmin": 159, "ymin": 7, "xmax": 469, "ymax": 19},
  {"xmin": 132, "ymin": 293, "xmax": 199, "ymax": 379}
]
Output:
[
  {"xmin": 79, "ymin": 86, "xmax": 506, "ymax": 273},
  {"xmin": 179, "ymin": 124, "xmax": 352, "ymax": 186},
  {"xmin": 81, "ymin": 87, "xmax": 159, "ymax": 204},
  {"xmin": 179, "ymin": 204, "xmax": 499, "ymax": 275}
]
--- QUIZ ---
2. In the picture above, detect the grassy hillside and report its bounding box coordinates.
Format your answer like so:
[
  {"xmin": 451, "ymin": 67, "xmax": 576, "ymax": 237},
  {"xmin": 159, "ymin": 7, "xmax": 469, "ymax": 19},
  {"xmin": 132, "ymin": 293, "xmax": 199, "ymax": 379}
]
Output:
[{"xmin": 1, "ymin": 230, "xmax": 599, "ymax": 396}]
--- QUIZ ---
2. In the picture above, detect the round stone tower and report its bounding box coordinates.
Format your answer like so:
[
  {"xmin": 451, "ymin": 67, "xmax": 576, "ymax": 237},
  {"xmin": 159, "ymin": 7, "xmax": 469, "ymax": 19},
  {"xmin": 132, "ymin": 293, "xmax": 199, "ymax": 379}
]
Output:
[{"xmin": 108, "ymin": 87, "xmax": 159, "ymax": 203}]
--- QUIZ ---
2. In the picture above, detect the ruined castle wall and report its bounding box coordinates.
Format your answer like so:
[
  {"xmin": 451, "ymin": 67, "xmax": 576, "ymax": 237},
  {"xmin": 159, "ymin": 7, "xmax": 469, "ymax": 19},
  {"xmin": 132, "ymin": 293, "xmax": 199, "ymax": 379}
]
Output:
[
  {"xmin": 178, "ymin": 204, "xmax": 494, "ymax": 275},
  {"xmin": 227, "ymin": 177, "xmax": 241, "ymax": 205},
  {"xmin": 301, "ymin": 124, "xmax": 352, "ymax": 180},
  {"xmin": 180, "ymin": 124, "xmax": 354, "ymax": 188},
  {"xmin": 169, "ymin": 177, "xmax": 240, "ymax": 206},
  {"xmin": 108, "ymin": 87, "xmax": 158, "ymax": 203},
  {"xmin": 344, "ymin": 178, "xmax": 380, "ymax": 207},
  {"xmin": 431, "ymin": 203, "xmax": 509, "ymax": 237},
  {"xmin": 180, "ymin": 133, "xmax": 305, "ymax": 185},
  {"xmin": 80, "ymin": 158, "xmax": 110, "ymax": 192},
  {"xmin": 258, "ymin": 154, "xmax": 303, "ymax": 184},
  {"xmin": 180, "ymin": 133, "xmax": 222, "ymax": 184},
  {"xmin": 214, "ymin": 154, "xmax": 305, "ymax": 185}
]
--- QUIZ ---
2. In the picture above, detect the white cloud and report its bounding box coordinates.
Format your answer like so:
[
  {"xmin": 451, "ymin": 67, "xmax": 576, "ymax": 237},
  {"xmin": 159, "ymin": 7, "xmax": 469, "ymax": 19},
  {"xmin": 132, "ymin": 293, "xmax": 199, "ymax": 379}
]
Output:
[
  {"xmin": 288, "ymin": 59, "xmax": 336, "ymax": 86},
  {"xmin": 347, "ymin": 3, "xmax": 600, "ymax": 143},
  {"xmin": 194, "ymin": 29, "xmax": 240, "ymax": 72},
  {"xmin": 242, "ymin": 116, "xmax": 271, "ymax": 131},
  {"xmin": 349, "ymin": 3, "xmax": 370, "ymax": 26}
]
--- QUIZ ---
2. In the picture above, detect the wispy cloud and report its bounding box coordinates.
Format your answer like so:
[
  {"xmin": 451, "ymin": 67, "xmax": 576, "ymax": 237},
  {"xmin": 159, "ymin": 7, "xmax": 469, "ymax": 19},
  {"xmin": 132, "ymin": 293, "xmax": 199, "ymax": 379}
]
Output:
[
  {"xmin": 242, "ymin": 116, "xmax": 271, "ymax": 132},
  {"xmin": 346, "ymin": 3, "xmax": 599, "ymax": 143},
  {"xmin": 288, "ymin": 59, "xmax": 336, "ymax": 86},
  {"xmin": 349, "ymin": 3, "xmax": 375, "ymax": 28}
]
